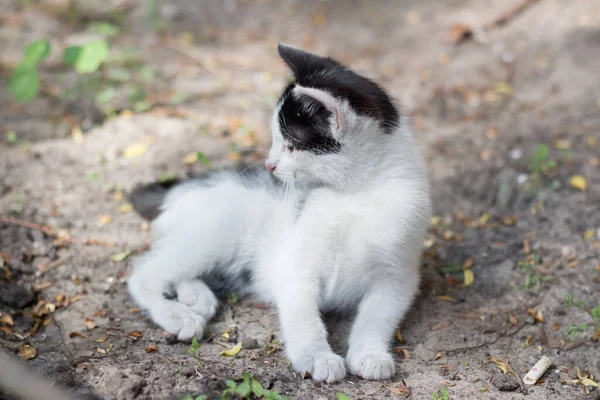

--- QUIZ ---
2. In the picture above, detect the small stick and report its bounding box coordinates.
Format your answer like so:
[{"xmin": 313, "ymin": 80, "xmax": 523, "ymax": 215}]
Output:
[{"xmin": 0, "ymin": 215, "xmax": 116, "ymax": 247}]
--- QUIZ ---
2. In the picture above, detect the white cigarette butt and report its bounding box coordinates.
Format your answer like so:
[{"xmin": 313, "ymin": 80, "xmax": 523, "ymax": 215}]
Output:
[{"xmin": 523, "ymin": 356, "xmax": 552, "ymax": 385}]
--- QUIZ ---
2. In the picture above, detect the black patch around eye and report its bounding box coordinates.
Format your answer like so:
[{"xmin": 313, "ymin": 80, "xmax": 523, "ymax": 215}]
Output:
[{"xmin": 278, "ymin": 94, "xmax": 342, "ymax": 155}]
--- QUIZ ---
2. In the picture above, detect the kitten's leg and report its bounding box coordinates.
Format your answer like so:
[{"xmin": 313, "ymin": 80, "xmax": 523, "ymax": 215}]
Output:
[
  {"xmin": 276, "ymin": 278, "xmax": 346, "ymax": 383},
  {"xmin": 127, "ymin": 249, "xmax": 219, "ymax": 342},
  {"xmin": 346, "ymin": 279, "xmax": 418, "ymax": 380}
]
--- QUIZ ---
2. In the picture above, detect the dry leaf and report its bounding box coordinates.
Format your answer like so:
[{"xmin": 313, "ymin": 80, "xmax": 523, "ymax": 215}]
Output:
[
  {"xmin": 478, "ymin": 213, "xmax": 491, "ymax": 226},
  {"xmin": 0, "ymin": 314, "xmax": 14, "ymax": 326},
  {"xmin": 433, "ymin": 352, "xmax": 442, "ymax": 361},
  {"xmin": 128, "ymin": 308, "xmax": 141, "ymax": 313},
  {"xmin": 220, "ymin": 342, "xmax": 242, "ymax": 357},
  {"xmin": 554, "ymin": 139, "xmax": 570, "ymax": 150},
  {"xmin": 123, "ymin": 143, "xmax": 148, "ymax": 159},
  {"xmin": 127, "ymin": 330, "xmax": 143, "ymax": 339},
  {"xmin": 431, "ymin": 321, "xmax": 451, "ymax": 331},
  {"xmin": 463, "ymin": 269, "xmax": 475, "ymax": 286},
  {"xmin": 96, "ymin": 215, "xmax": 112, "ymax": 227},
  {"xmin": 84, "ymin": 317, "xmax": 96, "ymax": 330},
  {"xmin": 146, "ymin": 344, "xmax": 158, "ymax": 353},
  {"xmin": 437, "ymin": 295, "xmax": 457, "ymax": 302},
  {"xmin": 71, "ymin": 125, "xmax": 84, "ymax": 144},
  {"xmin": 69, "ymin": 331, "xmax": 88, "ymax": 339},
  {"xmin": 489, "ymin": 357, "xmax": 510, "ymax": 374},
  {"xmin": 584, "ymin": 230, "xmax": 595, "ymax": 241},
  {"xmin": 95, "ymin": 334, "xmax": 109, "ymax": 343},
  {"xmin": 182, "ymin": 152, "xmax": 198, "ymax": 165},
  {"xmin": 34, "ymin": 282, "xmax": 53, "ymax": 290},
  {"xmin": 18, "ymin": 344, "xmax": 37, "ymax": 360},
  {"xmin": 463, "ymin": 257, "xmax": 474, "ymax": 268},
  {"xmin": 396, "ymin": 330, "xmax": 404, "ymax": 343},
  {"xmin": 447, "ymin": 23, "xmax": 472, "ymax": 43},
  {"xmin": 551, "ymin": 322, "xmax": 560, "ymax": 331},
  {"xmin": 570, "ymin": 175, "xmax": 587, "ymax": 191},
  {"xmin": 528, "ymin": 309, "xmax": 544, "ymax": 323},
  {"xmin": 118, "ymin": 204, "xmax": 133, "ymax": 213},
  {"xmin": 509, "ymin": 315, "xmax": 518, "ymax": 325},
  {"xmin": 110, "ymin": 250, "xmax": 132, "ymax": 262},
  {"xmin": 386, "ymin": 383, "xmax": 410, "ymax": 396}
]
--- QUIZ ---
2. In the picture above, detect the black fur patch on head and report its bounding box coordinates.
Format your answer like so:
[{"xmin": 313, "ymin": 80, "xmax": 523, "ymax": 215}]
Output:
[
  {"xmin": 278, "ymin": 82, "xmax": 342, "ymax": 154},
  {"xmin": 277, "ymin": 44, "xmax": 399, "ymax": 135}
]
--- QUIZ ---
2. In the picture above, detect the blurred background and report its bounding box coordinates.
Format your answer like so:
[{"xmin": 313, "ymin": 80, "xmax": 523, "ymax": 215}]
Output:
[{"xmin": 1, "ymin": 1, "xmax": 599, "ymax": 399}]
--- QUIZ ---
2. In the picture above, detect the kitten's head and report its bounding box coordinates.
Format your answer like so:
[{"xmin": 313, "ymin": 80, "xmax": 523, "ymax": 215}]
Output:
[{"xmin": 266, "ymin": 44, "xmax": 400, "ymax": 188}]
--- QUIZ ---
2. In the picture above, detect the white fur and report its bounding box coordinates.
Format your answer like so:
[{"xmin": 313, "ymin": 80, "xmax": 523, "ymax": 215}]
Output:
[{"xmin": 128, "ymin": 86, "xmax": 431, "ymax": 383}]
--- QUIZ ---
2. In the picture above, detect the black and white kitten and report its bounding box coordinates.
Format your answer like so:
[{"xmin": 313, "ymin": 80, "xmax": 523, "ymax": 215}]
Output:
[{"xmin": 128, "ymin": 44, "xmax": 431, "ymax": 383}]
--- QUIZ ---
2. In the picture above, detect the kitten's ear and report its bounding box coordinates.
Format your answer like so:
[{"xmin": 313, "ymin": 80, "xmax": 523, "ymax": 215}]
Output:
[
  {"xmin": 277, "ymin": 43, "xmax": 324, "ymax": 79},
  {"xmin": 294, "ymin": 85, "xmax": 346, "ymax": 138}
]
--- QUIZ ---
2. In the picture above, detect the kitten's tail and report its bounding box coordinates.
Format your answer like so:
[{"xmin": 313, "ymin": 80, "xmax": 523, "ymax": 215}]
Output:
[{"xmin": 129, "ymin": 178, "xmax": 180, "ymax": 220}]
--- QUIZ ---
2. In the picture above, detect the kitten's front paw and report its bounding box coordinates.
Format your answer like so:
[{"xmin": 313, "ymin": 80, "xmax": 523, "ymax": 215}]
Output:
[
  {"xmin": 151, "ymin": 302, "xmax": 206, "ymax": 342},
  {"xmin": 293, "ymin": 351, "xmax": 346, "ymax": 383},
  {"xmin": 346, "ymin": 351, "xmax": 395, "ymax": 380}
]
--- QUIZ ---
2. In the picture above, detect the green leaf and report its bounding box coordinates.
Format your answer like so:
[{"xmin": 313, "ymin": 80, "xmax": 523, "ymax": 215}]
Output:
[
  {"xmin": 441, "ymin": 386, "xmax": 449, "ymax": 400},
  {"xmin": 87, "ymin": 22, "xmax": 120, "ymax": 37},
  {"xmin": 251, "ymin": 379, "xmax": 264, "ymax": 396},
  {"xmin": 23, "ymin": 39, "xmax": 51, "ymax": 66},
  {"xmin": 74, "ymin": 40, "xmax": 109, "ymax": 74},
  {"xmin": 533, "ymin": 144, "xmax": 549, "ymax": 164},
  {"xmin": 224, "ymin": 380, "xmax": 237, "ymax": 389},
  {"xmin": 235, "ymin": 374, "xmax": 251, "ymax": 397},
  {"xmin": 336, "ymin": 393, "xmax": 351, "ymax": 400},
  {"xmin": 591, "ymin": 305, "xmax": 600, "ymax": 320},
  {"xmin": 6, "ymin": 131, "xmax": 18, "ymax": 144},
  {"xmin": 191, "ymin": 336, "xmax": 200, "ymax": 350},
  {"xmin": 179, "ymin": 396, "xmax": 193, "ymax": 400},
  {"xmin": 194, "ymin": 396, "xmax": 208, "ymax": 400},
  {"xmin": 220, "ymin": 342, "xmax": 242, "ymax": 357},
  {"xmin": 196, "ymin": 152, "xmax": 211, "ymax": 167},
  {"xmin": 9, "ymin": 64, "xmax": 40, "ymax": 102},
  {"xmin": 63, "ymin": 46, "xmax": 81, "ymax": 65}
]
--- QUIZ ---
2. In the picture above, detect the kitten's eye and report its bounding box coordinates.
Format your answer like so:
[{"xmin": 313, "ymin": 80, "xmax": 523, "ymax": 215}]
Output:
[{"xmin": 287, "ymin": 145, "xmax": 295, "ymax": 153}]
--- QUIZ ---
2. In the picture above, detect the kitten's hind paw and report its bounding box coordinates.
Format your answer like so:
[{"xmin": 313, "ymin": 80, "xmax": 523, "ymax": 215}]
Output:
[
  {"xmin": 346, "ymin": 351, "xmax": 395, "ymax": 380},
  {"xmin": 298, "ymin": 352, "xmax": 346, "ymax": 383},
  {"xmin": 151, "ymin": 302, "xmax": 206, "ymax": 342}
]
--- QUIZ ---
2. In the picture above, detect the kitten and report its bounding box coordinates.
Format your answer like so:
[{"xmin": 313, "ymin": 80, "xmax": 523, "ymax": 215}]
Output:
[{"xmin": 127, "ymin": 44, "xmax": 431, "ymax": 383}]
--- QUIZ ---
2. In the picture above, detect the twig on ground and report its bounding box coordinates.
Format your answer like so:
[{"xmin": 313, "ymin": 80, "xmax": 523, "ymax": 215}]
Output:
[
  {"xmin": 428, "ymin": 323, "xmax": 528, "ymax": 354},
  {"xmin": 489, "ymin": 356, "xmax": 527, "ymax": 393},
  {"xmin": 449, "ymin": 0, "xmax": 540, "ymax": 44},
  {"xmin": 0, "ymin": 215, "xmax": 117, "ymax": 247}
]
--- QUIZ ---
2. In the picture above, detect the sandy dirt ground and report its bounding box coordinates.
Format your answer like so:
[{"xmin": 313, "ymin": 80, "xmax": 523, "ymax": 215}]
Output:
[{"xmin": 1, "ymin": 0, "xmax": 600, "ymax": 399}]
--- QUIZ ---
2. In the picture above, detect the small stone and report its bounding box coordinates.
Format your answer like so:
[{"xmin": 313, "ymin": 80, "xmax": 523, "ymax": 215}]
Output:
[
  {"xmin": 240, "ymin": 337, "xmax": 259, "ymax": 349},
  {"xmin": 491, "ymin": 374, "xmax": 520, "ymax": 391}
]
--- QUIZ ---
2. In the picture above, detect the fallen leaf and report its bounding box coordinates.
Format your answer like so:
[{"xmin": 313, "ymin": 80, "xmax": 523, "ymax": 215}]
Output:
[
  {"xmin": 96, "ymin": 214, "xmax": 112, "ymax": 227},
  {"xmin": 463, "ymin": 257, "xmax": 474, "ymax": 268},
  {"xmin": 509, "ymin": 315, "xmax": 518, "ymax": 325},
  {"xmin": 570, "ymin": 175, "xmax": 587, "ymax": 191},
  {"xmin": 494, "ymin": 82, "xmax": 513, "ymax": 95},
  {"xmin": 69, "ymin": 331, "xmax": 88, "ymax": 339},
  {"xmin": 394, "ymin": 348, "xmax": 411, "ymax": 359},
  {"xmin": 478, "ymin": 213, "xmax": 491, "ymax": 226},
  {"xmin": 447, "ymin": 23, "xmax": 472, "ymax": 43},
  {"xmin": 437, "ymin": 295, "xmax": 457, "ymax": 302},
  {"xmin": 95, "ymin": 334, "xmax": 109, "ymax": 343},
  {"xmin": 551, "ymin": 322, "xmax": 560, "ymax": 331},
  {"xmin": 0, "ymin": 326, "xmax": 12, "ymax": 335},
  {"xmin": 34, "ymin": 282, "xmax": 53, "ymax": 290},
  {"xmin": 396, "ymin": 330, "xmax": 404, "ymax": 343},
  {"xmin": 489, "ymin": 357, "xmax": 510, "ymax": 374},
  {"xmin": 71, "ymin": 125, "xmax": 84, "ymax": 144},
  {"xmin": 118, "ymin": 204, "xmax": 133, "ymax": 213},
  {"xmin": 433, "ymin": 352, "xmax": 442, "ymax": 361},
  {"xmin": 110, "ymin": 250, "xmax": 132, "ymax": 262},
  {"xmin": 145, "ymin": 344, "xmax": 158, "ymax": 353},
  {"xmin": 84, "ymin": 317, "xmax": 96, "ymax": 330},
  {"xmin": 554, "ymin": 139, "xmax": 570, "ymax": 150},
  {"xmin": 18, "ymin": 344, "xmax": 37, "ymax": 360},
  {"xmin": 127, "ymin": 330, "xmax": 143, "ymax": 339},
  {"xmin": 182, "ymin": 152, "xmax": 198, "ymax": 165},
  {"xmin": 525, "ymin": 336, "xmax": 535, "ymax": 346},
  {"xmin": 584, "ymin": 230, "xmax": 595, "ymax": 241},
  {"xmin": 528, "ymin": 309, "xmax": 544, "ymax": 323},
  {"xmin": 123, "ymin": 143, "xmax": 148, "ymax": 158},
  {"xmin": 0, "ymin": 314, "xmax": 14, "ymax": 326},
  {"xmin": 222, "ymin": 331, "xmax": 230, "ymax": 340},
  {"xmin": 431, "ymin": 321, "xmax": 452, "ymax": 331},
  {"xmin": 386, "ymin": 383, "xmax": 410, "ymax": 396},
  {"xmin": 463, "ymin": 269, "xmax": 475, "ymax": 286},
  {"xmin": 128, "ymin": 308, "xmax": 141, "ymax": 313},
  {"xmin": 220, "ymin": 342, "xmax": 242, "ymax": 357}
]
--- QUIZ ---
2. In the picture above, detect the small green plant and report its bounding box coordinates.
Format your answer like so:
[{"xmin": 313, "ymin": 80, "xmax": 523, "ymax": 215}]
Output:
[
  {"xmin": 222, "ymin": 373, "xmax": 287, "ymax": 400},
  {"xmin": 336, "ymin": 393, "xmax": 351, "ymax": 400},
  {"xmin": 187, "ymin": 336, "xmax": 201, "ymax": 357},
  {"xmin": 528, "ymin": 144, "xmax": 556, "ymax": 176},
  {"xmin": 179, "ymin": 395, "xmax": 207, "ymax": 400},
  {"xmin": 9, "ymin": 39, "xmax": 109, "ymax": 102},
  {"xmin": 431, "ymin": 386, "xmax": 449, "ymax": 400},
  {"xmin": 228, "ymin": 292, "xmax": 239, "ymax": 304},
  {"xmin": 517, "ymin": 253, "xmax": 548, "ymax": 292},
  {"xmin": 564, "ymin": 294, "xmax": 600, "ymax": 341}
]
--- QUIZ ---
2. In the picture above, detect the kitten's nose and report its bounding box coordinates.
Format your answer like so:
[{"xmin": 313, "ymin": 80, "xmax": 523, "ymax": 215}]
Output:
[{"xmin": 266, "ymin": 162, "xmax": 276, "ymax": 172}]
